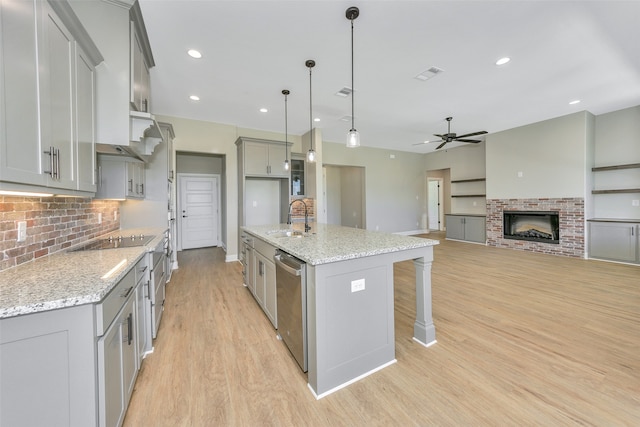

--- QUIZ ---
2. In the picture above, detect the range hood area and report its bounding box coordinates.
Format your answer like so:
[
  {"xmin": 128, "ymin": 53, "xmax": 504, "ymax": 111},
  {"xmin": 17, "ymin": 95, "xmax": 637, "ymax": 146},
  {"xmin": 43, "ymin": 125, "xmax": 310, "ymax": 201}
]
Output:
[{"xmin": 96, "ymin": 112, "xmax": 163, "ymax": 162}]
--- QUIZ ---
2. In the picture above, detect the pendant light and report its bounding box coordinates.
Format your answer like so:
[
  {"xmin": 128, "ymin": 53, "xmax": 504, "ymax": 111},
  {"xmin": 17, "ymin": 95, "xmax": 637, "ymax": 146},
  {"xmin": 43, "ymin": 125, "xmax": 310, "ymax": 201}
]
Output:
[
  {"xmin": 306, "ymin": 59, "xmax": 316, "ymax": 163},
  {"xmin": 346, "ymin": 6, "xmax": 360, "ymax": 148},
  {"xmin": 282, "ymin": 89, "xmax": 290, "ymax": 171}
]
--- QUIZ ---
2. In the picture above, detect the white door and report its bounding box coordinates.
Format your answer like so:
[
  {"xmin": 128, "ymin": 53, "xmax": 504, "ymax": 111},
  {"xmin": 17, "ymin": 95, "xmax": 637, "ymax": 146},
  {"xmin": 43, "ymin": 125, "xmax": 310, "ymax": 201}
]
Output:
[
  {"xmin": 428, "ymin": 179, "xmax": 443, "ymax": 231},
  {"xmin": 178, "ymin": 174, "xmax": 219, "ymax": 250}
]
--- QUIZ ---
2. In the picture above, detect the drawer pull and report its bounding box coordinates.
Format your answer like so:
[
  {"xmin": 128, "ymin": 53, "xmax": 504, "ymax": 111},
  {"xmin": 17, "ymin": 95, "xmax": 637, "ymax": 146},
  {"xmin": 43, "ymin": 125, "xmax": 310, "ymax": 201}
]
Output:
[{"xmin": 120, "ymin": 286, "xmax": 134, "ymax": 299}]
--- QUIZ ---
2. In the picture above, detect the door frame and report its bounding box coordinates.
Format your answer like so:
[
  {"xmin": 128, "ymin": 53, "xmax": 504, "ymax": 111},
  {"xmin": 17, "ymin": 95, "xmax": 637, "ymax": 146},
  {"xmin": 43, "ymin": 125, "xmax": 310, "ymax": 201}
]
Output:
[{"xmin": 176, "ymin": 173, "xmax": 221, "ymax": 251}]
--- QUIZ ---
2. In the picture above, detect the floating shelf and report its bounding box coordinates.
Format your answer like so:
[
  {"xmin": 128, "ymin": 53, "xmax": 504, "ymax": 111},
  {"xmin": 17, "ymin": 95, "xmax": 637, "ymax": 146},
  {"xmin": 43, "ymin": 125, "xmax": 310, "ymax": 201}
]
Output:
[
  {"xmin": 592, "ymin": 189, "xmax": 640, "ymax": 194},
  {"xmin": 451, "ymin": 178, "xmax": 486, "ymax": 183},
  {"xmin": 592, "ymin": 163, "xmax": 640, "ymax": 172},
  {"xmin": 451, "ymin": 194, "xmax": 486, "ymax": 198}
]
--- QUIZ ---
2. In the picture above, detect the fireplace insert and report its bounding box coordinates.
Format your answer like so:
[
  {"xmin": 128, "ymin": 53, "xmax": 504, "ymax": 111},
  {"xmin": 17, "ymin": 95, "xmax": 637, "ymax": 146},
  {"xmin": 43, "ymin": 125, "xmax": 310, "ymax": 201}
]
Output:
[{"xmin": 503, "ymin": 211, "xmax": 559, "ymax": 244}]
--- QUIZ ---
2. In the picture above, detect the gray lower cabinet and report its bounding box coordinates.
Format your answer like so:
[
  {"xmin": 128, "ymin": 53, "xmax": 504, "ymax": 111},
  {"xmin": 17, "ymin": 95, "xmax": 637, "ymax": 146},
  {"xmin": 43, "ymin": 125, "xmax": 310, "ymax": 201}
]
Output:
[
  {"xmin": 0, "ymin": 256, "xmax": 150, "ymax": 427},
  {"xmin": 589, "ymin": 221, "xmax": 639, "ymax": 263},
  {"xmin": 445, "ymin": 214, "xmax": 486, "ymax": 243},
  {"xmin": 0, "ymin": 304, "xmax": 97, "ymax": 427},
  {"xmin": 248, "ymin": 235, "xmax": 277, "ymax": 328}
]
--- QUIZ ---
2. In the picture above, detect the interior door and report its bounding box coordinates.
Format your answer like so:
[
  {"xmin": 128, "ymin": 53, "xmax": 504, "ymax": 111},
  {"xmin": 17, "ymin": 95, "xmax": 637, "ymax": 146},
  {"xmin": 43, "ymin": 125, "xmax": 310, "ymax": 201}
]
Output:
[
  {"xmin": 178, "ymin": 174, "xmax": 219, "ymax": 250},
  {"xmin": 428, "ymin": 179, "xmax": 443, "ymax": 231}
]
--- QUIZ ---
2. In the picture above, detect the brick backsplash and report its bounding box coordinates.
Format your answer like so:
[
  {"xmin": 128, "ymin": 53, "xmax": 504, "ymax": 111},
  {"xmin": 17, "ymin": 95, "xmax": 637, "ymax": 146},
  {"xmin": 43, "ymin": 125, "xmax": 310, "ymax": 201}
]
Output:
[
  {"xmin": 0, "ymin": 196, "xmax": 120, "ymax": 271},
  {"xmin": 486, "ymin": 198, "xmax": 585, "ymax": 258},
  {"xmin": 289, "ymin": 197, "xmax": 315, "ymax": 220}
]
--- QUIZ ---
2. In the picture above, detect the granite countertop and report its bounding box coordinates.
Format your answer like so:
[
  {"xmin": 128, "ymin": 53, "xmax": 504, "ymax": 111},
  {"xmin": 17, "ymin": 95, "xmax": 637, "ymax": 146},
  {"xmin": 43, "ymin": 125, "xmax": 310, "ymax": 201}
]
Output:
[
  {"xmin": 241, "ymin": 223, "xmax": 439, "ymax": 266},
  {"xmin": 0, "ymin": 228, "xmax": 166, "ymax": 319}
]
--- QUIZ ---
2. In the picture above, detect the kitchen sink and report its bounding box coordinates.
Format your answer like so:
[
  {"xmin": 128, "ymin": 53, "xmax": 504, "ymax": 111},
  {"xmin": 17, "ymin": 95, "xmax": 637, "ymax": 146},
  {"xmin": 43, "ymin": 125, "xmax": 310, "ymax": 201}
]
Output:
[
  {"xmin": 267, "ymin": 230, "xmax": 310, "ymax": 239},
  {"xmin": 70, "ymin": 234, "xmax": 155, "ymax": 251}
]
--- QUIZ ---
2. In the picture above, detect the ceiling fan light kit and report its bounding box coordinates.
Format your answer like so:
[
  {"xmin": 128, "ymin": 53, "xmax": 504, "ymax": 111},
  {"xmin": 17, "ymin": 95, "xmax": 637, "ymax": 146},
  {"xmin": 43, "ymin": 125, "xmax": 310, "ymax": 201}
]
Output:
[{"xmin": 346, "ymin": 6, "xmax": 360, "ymax": 148}]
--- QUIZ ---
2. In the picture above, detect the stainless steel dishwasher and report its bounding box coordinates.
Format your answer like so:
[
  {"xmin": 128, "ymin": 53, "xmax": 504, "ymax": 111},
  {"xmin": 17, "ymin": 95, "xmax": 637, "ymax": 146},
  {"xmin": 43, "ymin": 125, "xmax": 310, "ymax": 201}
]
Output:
[{"xmin": 274, "ymin": 250, "xmax": 307, "ymax": 372}]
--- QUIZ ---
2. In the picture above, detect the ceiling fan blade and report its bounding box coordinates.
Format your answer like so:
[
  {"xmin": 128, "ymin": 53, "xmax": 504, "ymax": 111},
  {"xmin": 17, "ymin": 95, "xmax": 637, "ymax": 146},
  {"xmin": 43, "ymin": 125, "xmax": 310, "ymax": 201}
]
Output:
[
  {"xmin": 455, "ymin": 138, "xmax": 482, "ymax": 143},
  {"xmin": 435, "ymin": 141, "xmax": 447, "ymax": 150},
  {"xmin": 456, "ymin": 130, "xmax": 487, "ymax": 138},
  {"xmin": 413, "ymin": 139, "xmax": 443, "ymax": 146},
  {"xmin": 433, "ymin": 134, "xmax": 446, "ymax": 138}
]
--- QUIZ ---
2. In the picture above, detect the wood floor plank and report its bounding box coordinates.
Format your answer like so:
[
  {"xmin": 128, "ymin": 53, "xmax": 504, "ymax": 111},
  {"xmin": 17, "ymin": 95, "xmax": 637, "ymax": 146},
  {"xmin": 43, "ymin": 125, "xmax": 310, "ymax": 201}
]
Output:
[{"xmin": 123, "ymin": 233, "xmax": 640, "ymax": 426}]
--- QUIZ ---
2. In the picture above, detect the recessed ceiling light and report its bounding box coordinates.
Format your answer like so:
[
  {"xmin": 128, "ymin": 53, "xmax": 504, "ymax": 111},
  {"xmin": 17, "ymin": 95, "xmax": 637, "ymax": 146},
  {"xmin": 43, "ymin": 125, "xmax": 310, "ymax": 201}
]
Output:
[
  {"xmin": 187, "ymin": 49, "xmax": 202, "ymax": 59},
  {"xmin": 259, "ymin": 108, "xmax": 268, "ymax": 113},
  {"xmin": 569, "ymin": 100, "xmax": 581, "ymax": 105},
  {"xmin": 495, "ymin": 57, "xmax": 511, "ymax": 66},
  {"xmin": 189, "ymin": 95, "xmax": 200, "ymax": 101},
  {"xmin": 414, "ymin": 66, "xmax": 444, "ymax": 81},
  {"xmin": 314, "ymin": 117, "xmax": 320, "ymax": 122}
]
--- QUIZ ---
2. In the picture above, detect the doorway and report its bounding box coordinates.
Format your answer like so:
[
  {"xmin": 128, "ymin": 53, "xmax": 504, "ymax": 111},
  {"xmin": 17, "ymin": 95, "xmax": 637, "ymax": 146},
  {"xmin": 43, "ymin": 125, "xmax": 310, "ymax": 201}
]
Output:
[
  {"xmin": 427, "ymin": 178, "xmax": 444, "ymax": 231},
  {"xmin": 177, "ymin": 174, "xmax": 220, "ymax": 250},
  {"xmin": 323, "ymin": 165, "xmax": 366, "ymax": 229}
]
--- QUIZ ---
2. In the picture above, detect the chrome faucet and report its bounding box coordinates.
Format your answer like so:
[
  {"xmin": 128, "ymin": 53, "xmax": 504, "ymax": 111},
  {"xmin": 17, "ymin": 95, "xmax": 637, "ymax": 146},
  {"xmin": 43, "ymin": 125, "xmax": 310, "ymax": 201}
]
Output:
[{"xmin": 287, "ymin": 199, "xmax": 311, "ymax": 232}]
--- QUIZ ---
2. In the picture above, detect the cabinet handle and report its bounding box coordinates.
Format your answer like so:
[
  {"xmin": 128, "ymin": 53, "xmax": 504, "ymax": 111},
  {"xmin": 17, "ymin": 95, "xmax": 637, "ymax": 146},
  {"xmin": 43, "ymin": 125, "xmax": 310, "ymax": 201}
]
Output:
[
  {"xmin": 259, "ymin": 260, "xmax": 264, "ymax": 276},
  {"xmin": 140, "ymin": 183, "xmax": 144, "ymax": 195},
  {"xmin": 54, "ymin": 148, "xmax": 60, "ymax": 180},
  {"xmin": 128, "ymin": 179, "xmax": 133, "ymax": 193},
  {"xmin": 120, "ymin": 286, "xmax": 134, "ymax": 299},
  {"xmin": 142, "ymin": 99, "xmax": 148, "ymax": 113},
  {"xmin": 44, "ymin": 147, "xmax": 54, "ymax": 177},
  {"xmin": 126, "ymin": 313, "xmax": 133, "ymax": 346}
]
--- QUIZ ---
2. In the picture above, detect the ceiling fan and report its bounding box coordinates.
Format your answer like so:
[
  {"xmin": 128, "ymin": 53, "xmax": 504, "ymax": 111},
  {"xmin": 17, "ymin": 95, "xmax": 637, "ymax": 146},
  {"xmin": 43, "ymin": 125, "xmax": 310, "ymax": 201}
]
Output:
[{"xmin": 415, "ymin": 117, "xmax": 487, "ymax": 150}]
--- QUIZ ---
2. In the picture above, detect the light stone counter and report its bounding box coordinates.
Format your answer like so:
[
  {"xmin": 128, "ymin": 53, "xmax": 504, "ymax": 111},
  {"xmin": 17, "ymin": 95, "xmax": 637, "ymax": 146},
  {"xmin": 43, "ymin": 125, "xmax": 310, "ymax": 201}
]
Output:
[
  {"xmin": 241, "ymin": 223, "xmax": 438, "ymax": 266},
  {"xmin": 0, "ymin": 228, "xmax": 166, "ymax": 319}
]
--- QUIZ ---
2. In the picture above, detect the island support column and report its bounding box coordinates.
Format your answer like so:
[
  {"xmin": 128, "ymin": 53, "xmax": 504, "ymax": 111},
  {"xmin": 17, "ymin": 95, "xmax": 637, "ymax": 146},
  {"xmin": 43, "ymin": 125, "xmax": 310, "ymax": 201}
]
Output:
[{"xmin": 413, "ymin": 249, "xmax": 437, "ymax": 347}]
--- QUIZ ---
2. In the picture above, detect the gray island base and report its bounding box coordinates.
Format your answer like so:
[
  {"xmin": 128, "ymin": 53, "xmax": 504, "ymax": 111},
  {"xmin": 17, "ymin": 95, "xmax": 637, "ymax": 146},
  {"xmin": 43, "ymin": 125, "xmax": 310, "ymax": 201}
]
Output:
[{"xmin": 241, "ymin": 224, "xmax": 438, "ymax": 398}]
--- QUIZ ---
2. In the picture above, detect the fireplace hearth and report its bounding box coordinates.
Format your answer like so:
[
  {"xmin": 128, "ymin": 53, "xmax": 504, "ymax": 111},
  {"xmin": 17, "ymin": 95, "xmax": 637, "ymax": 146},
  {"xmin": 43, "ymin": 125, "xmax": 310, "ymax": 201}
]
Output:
[{"xmin": 503, "ymin": 211, "xmax": 559, "ymax": 244}]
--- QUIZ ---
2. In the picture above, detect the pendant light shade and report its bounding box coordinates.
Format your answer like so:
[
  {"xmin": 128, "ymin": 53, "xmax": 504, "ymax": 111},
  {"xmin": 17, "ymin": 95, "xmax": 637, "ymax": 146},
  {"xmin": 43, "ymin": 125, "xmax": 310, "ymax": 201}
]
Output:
[
  {"xmin": 306, "ymin": 60, "xmax": 316, "ymax": 163},
  {"xmin": 346, "ymin": 6, "xmax": 360, "ymax": 148},
  {"xmin": 282, "ymin": 89, "xmax": 290, "ymax": 171}
]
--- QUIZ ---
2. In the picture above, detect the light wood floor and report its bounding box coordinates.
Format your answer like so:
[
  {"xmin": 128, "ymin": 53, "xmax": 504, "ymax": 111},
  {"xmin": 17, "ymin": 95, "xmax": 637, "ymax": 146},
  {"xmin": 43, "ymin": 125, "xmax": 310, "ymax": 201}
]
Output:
[{"xmin": 123, "ymin": 233, "xmax": 639, "ymax": 426}]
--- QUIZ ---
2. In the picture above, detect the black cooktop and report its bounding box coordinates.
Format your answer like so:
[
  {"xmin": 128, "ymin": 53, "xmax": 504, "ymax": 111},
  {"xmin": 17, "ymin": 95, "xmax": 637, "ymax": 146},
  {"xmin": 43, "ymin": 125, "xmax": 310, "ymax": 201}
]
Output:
[{"xmin": 72, "ymin": 235, "xmax": 154, "ymax": 251}]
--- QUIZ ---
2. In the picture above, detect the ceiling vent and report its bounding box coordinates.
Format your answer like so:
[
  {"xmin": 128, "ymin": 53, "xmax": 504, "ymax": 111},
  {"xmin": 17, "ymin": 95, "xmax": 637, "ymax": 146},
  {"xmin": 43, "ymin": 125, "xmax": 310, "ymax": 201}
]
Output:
[
  {"xmin": 335, "ymin": 87, "xmax": 353, "ymax": 97},
  {"xmin": 414, "ymin": 66, "xmax": 445, "ymax": 81}
]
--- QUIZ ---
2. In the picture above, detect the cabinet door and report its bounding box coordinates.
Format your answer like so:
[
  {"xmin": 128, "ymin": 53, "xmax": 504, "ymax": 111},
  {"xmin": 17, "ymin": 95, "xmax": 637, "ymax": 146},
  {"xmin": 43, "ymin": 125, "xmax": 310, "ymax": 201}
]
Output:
[
  {"xmin": 246, "ymin": 246, "xmax": 256, "ymax": 295},
  {"xmin": 135, "ymin": 279, "xmax": 148, "ymax": 365},
  {"xmin": 244, "ymin": 142, "xmax": 270, "ymax": 176},
  {"xmin": 268, "ymin": 143, "xmax": 289, "ymax": 178},
  {"xmin": 75, "ymin": 45, "xmax": 96, "ymax": 192},
  {"xmin": 0, "ymin": 0, "xmax": 48, "ymax": 187},
  {"xmin": 121, "ymin": 296, "xmax": 137, "ymax": 405},
  {"xmin": 98, "ymin": 316, "xmax": 125, "ymax": 427},
  {"xmin": 445, "ymin": 216, "xmax": 465, "ymax": 240},
  {"xmin": 263, "ymin": 257, "xmax": 277, "ymax": 328},
  {"xmin": 464, "ymin": 216, "xmax": 486, "ymax": 243},
  {"xmin": 255, "ymin": 253, "xmax": 267, "ymax": 306},
  {"xmin": 589, "ymin": 222, "xmax": 638, "ymax": 262},
  {"xmin": 39, "ymin": 1, "xmax": 75, "ymax": 190}
]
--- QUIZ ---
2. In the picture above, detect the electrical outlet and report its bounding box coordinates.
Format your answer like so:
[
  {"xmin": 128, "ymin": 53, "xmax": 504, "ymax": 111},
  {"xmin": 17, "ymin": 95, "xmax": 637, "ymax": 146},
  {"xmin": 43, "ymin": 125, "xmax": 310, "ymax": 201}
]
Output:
[
  {"xmin": 17, "ymin": 221, "xmax": 27, "ymax": 242},
  {"xmin": 113, "ymin": 210, "xmax": 118, "ymax": 221},
  {"xmin": 98, "ymin": 213, "xmax": 102, "ymax": 224},
  {"xmin": 351, "ymin": 278, "xmax": 365, "ymax": 292},
  {"xmin": 632, "ymin": 199, "xmax": 639, "ymax": 207}
]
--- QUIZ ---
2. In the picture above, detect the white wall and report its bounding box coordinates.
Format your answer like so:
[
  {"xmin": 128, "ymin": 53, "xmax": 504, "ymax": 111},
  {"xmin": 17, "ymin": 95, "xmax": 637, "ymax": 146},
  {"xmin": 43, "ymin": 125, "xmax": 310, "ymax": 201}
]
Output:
[{"xmin": 485, "ymin": 111, "xmax": 593, "ymax": 199}]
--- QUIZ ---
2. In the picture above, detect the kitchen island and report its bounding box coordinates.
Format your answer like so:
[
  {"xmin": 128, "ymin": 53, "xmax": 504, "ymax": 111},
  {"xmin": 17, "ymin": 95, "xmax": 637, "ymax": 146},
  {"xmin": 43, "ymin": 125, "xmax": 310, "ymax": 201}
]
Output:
[{"xmin": 241, "ymin": 223, "xmax": 439, "ymax": 398}]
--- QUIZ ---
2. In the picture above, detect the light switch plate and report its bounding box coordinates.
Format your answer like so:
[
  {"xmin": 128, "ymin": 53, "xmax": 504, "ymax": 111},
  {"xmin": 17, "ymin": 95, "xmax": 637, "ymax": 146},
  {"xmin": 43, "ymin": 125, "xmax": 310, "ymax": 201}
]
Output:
[{"xmin": 17, "ymin": 221, "xmax": 27, "ymax": 242}]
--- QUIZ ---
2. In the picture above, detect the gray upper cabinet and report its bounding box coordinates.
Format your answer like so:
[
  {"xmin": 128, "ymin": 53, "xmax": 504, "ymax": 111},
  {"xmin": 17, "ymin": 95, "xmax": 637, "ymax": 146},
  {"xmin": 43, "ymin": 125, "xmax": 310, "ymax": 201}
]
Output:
[
  {"xmin": 0, "ymin": 0, "xmax": 102, "ymax": 195},
  {"xmin": 244, "ymin": 140, "xmax": 289, "ymax": 178},
  {"xmin": 130, "ymin": 22, "xmax": 151, "ymax": 113},
  {"xmin": 96, "ymin": 154, "xmax": 145, "ymax": 199}
]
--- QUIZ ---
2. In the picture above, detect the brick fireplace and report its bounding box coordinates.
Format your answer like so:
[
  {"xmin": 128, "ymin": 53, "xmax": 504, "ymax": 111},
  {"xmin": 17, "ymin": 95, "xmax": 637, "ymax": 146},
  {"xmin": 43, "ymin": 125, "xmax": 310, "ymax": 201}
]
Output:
[{"xmin": 486, "ymin": 198, "xmax": 584, "ymax": 258}]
